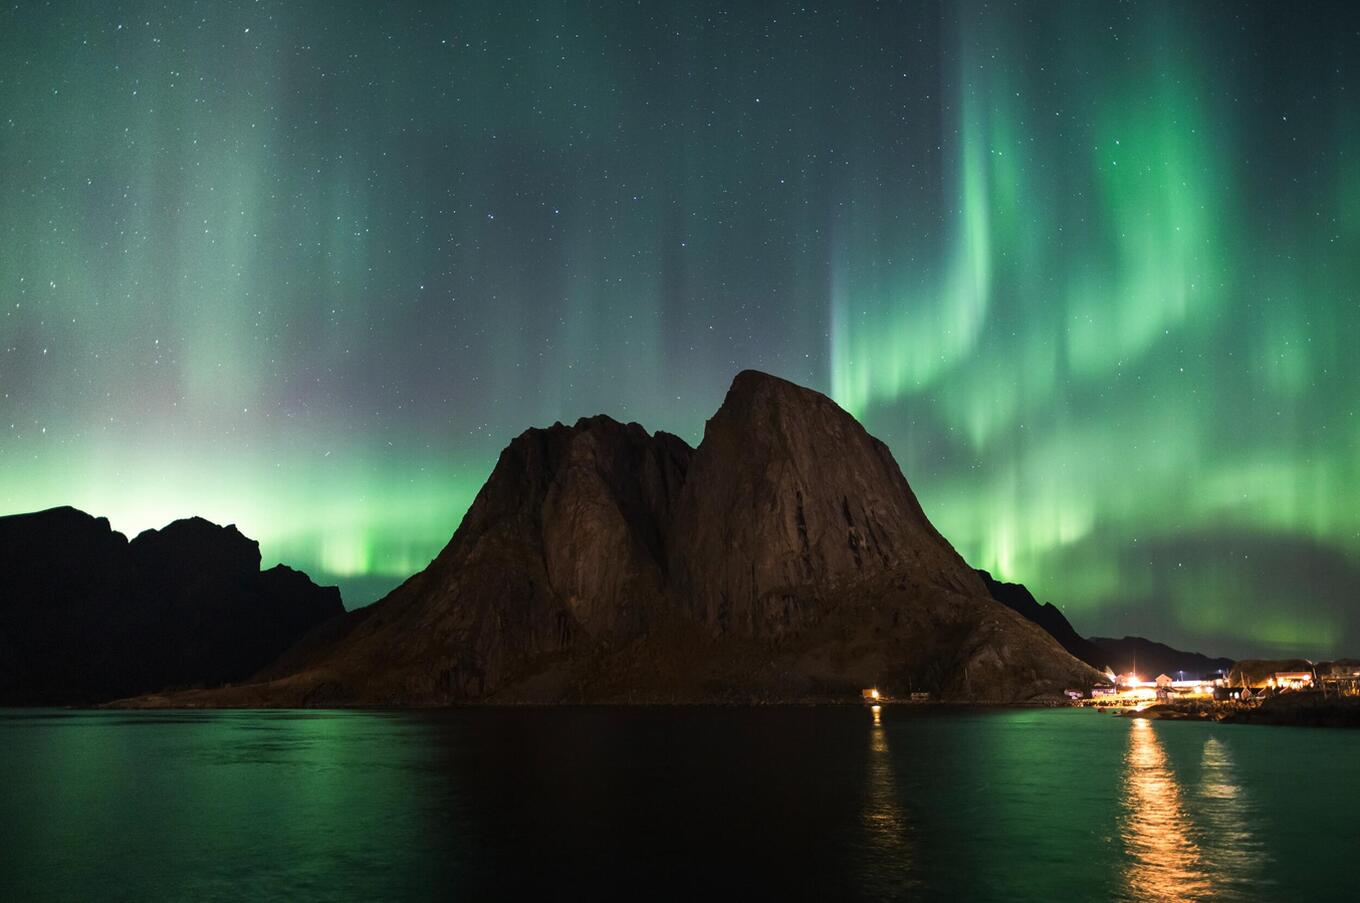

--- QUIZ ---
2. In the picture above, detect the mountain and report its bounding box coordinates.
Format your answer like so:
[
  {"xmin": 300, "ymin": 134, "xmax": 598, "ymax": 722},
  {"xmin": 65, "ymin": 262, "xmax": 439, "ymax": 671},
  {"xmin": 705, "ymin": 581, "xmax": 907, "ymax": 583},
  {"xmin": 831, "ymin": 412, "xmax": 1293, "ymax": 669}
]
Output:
[
  {"xmin": 1089, "ymin": 636, "xmax": 1234, "ymax": 680},
  {"xmin": 131, "ymin": 370, "xmax": 1099, "ymax": 707},
  {"xmin": 0, "ymin": 507, "xmax": 342, "ymax": 704},
  {"xmin": 977, "ymin": 570, "xmax": 1107, "ymax": 670}
]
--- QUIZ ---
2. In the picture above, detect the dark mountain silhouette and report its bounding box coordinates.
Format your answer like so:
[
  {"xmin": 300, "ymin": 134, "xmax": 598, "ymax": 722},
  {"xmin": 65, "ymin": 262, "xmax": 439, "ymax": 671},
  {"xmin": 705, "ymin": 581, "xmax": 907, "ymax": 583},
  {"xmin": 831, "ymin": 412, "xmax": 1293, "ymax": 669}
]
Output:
[
  {"xmin": 1089, "ymin": 636, "xmax": 1234, "ymax": 680},
  {"xmin": 0, "ymin": 507, "xmax": 342, "ymax": 704},
  {"xmin": 975, "ymin": 569, "xmax": 1235, "ymax": 678},
  {"xmin": 977, "ymin": 570, "xmax": 1107, "ymax": 669},
  {"xmin": 132, "ymin": 370, "xmax": 1100, "ymax": 707}
]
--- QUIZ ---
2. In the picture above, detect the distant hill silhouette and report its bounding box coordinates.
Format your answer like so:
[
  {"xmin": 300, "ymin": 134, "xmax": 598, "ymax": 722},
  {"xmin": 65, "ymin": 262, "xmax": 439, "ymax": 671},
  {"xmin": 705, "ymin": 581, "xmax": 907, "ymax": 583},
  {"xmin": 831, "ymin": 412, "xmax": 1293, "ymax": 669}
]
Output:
[
  {"xmin": 977, "ymin": 572, "xmax": 1236, "ymax": 678},
  {"xmin": 976, "ymin": 568, "xmax": 1235, "ymax": 678},
  {"xmin": 126, "ymin": 370, "xmax": 1100, "ymax": 707},
  {"xmin": 0, "ymin": 507, "xmax": 341, "ymax": 704},
  {"xmin": 1088, "ymin": 636, "xmax": 1234, "ymax": 680}
]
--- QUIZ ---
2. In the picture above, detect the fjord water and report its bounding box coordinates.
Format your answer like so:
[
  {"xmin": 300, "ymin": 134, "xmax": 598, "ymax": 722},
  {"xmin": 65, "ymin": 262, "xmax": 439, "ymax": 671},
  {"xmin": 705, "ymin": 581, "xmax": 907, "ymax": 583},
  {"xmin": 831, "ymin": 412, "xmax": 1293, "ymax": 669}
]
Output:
[{"xmin": 1, "ymin": 708, "xmax": 1353, "ymax": 901}]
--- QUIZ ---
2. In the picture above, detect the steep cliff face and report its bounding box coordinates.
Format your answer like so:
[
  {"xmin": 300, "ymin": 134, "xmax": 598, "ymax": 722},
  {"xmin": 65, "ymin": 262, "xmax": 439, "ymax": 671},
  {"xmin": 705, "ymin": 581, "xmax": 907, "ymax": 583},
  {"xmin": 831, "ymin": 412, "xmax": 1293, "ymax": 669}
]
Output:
[
  {"xmin": 261, "ymin": 416, "xmax": 693, "ymax": 702},
  {"xmin": 669, "ymin": 371, "xmax": 987, "ymax": 636},
  {"xmin": 136, "ymin": 370, "xmax": 1099, "ymax": 707},
  {"xmin": 0, "ymin": 508, "xmax": 342, "ymax": 704}
]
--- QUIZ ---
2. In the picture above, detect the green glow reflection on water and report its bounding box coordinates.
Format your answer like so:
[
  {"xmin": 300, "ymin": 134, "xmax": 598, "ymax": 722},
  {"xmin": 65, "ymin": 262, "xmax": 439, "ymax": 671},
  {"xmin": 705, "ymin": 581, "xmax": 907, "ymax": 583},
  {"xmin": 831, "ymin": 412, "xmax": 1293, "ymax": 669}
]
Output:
[{"xmin": 0, "ymin": 708, "xmax": 1353, "ymax": 901}]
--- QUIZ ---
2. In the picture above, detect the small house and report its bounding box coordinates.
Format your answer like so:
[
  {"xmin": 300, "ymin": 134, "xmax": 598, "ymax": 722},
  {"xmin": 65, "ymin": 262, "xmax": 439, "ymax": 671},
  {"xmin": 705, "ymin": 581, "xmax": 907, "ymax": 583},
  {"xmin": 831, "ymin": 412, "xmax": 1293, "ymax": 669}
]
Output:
[{"xmin": 1272, "ymin": 671, "xmax": 1313, "ymax": 690}]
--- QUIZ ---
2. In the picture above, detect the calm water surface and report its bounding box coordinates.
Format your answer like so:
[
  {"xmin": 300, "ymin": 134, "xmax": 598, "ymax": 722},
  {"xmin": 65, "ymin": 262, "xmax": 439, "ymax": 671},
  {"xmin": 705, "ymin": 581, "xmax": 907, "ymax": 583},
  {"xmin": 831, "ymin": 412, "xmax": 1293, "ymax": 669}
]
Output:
[{"xmin": 1, "ymin": 707, "xmax": 1354, "ymax": 900}]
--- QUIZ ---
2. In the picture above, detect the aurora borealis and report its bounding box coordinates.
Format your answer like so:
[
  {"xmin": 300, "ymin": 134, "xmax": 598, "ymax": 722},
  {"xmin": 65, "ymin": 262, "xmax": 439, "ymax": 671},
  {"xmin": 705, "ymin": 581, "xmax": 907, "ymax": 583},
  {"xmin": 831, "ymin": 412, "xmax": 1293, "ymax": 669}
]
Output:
[{"xmin": 2, "ymin": 2, "xmax": 1357, "ymax": 659}]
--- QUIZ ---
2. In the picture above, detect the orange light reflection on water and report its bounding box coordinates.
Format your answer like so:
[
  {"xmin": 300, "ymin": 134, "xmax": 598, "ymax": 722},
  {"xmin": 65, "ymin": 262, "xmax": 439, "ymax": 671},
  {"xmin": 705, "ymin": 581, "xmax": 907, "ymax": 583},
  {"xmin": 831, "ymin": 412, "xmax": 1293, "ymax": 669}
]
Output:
[
  {"xmin": 1119, "ymin": 719, "xmax": 1213, "ymax": 901},
  {"xmin": 860, "ymin": 706, "xmax": 917, "ymax": 894}
]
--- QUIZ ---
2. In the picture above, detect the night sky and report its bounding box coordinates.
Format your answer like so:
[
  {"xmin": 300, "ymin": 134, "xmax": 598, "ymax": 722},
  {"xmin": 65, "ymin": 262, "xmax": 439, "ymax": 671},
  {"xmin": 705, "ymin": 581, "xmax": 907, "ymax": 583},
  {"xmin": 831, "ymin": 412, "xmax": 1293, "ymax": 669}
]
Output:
[{"xmin": 3, "ymin": 2, "xmax": 1357, "ymax": 659}]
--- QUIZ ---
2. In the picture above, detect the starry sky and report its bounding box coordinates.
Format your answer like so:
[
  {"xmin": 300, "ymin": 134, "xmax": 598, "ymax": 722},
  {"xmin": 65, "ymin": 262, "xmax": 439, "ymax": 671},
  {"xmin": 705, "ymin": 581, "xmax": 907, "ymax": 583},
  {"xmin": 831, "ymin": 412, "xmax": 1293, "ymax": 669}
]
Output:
[{"xmin": 2, "ymin": 1, "xmax": 1357, "ymax": 660}]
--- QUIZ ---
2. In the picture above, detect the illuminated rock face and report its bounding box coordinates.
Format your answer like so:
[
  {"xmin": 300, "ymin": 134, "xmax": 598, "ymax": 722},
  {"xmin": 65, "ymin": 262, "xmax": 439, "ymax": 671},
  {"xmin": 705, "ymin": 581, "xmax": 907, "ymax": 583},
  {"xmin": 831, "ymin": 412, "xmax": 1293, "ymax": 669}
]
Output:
[
  {"xmin": 669, "ymin": 370, "xmax": 988, "ymax": 636},
  {"xmin": 156, "ymin": 369, "xmax": 1098, "ymax": 707}
]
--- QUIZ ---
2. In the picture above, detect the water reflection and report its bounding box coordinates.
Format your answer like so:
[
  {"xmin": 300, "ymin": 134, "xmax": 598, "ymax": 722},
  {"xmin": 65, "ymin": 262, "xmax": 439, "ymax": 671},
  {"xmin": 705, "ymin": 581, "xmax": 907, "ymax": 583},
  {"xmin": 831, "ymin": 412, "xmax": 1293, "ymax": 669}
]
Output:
[
  {"xmin": 1119, "ymin": 719, "xmax": 1212, "ymax": 901},
  {"xmin": 8, "ymin": 708, "xmax": 1348, "ymax": 899},
  {"xmin": 1197, "ymin": 737, "xmax": 1270, "ymax": 900},
  {"xmin": 861, "ymin": 709, "xmax": 918, "ymax": 894}
]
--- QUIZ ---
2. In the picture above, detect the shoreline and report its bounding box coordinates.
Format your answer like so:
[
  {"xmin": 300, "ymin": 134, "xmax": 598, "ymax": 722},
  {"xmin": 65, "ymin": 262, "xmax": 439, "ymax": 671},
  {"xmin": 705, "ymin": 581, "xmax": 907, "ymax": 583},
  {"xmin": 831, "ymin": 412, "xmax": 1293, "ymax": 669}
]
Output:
[{"xmin": 1124, "ymin": 692, "xmax": 1360, "ymax": 728}]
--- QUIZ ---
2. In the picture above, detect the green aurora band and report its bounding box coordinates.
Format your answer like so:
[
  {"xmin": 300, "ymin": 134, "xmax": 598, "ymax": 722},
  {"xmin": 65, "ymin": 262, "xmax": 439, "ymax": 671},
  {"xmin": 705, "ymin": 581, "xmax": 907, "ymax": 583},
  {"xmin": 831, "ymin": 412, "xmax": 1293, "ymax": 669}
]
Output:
[{"xmin": 2, "ymin": 2, "xmax": 1357, "ymax": 658}]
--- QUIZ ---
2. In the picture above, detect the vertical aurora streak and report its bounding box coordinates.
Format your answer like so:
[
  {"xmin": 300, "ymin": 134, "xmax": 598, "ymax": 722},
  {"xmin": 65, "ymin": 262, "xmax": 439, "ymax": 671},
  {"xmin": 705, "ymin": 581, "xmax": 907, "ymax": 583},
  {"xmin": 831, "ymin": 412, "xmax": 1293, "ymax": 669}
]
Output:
[{"xmin": 1, "ymin": 1, "xmax": 1357, "ymax": 657}]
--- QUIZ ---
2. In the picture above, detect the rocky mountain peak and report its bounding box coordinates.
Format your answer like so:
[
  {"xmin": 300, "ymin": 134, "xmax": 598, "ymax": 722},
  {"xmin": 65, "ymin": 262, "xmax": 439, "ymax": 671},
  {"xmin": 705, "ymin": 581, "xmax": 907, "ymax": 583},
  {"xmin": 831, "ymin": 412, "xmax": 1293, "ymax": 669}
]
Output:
[
  {"xmin": 669, "ymin": 370, "xmax": 986, "ymax": 635},
  {"xmin": 131, "ymin": 517, "xmax": 261, "ymax": 582}
]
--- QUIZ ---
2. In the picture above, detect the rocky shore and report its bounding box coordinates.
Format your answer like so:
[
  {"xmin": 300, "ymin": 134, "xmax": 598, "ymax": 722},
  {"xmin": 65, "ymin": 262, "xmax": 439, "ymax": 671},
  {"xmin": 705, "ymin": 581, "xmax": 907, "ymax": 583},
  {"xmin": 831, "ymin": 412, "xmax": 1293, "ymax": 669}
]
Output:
[{"xmin": 1134, "ymin": 692, "xmax": 1360, "ymax": 728}]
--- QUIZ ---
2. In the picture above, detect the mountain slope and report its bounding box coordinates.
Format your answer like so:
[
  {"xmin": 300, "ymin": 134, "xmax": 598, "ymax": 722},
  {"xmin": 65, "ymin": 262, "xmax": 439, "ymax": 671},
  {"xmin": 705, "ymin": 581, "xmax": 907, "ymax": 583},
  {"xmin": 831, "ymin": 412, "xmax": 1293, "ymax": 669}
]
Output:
[{"xmin": 977, "ymin": 570, "xmax": 1107, "ymax": 669}]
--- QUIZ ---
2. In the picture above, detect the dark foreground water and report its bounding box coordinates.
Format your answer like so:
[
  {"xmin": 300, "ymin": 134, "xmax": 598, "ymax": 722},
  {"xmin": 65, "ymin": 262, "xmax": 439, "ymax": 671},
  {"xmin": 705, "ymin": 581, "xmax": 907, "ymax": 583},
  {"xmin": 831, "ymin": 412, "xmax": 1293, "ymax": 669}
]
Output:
[{"xmin": 1, "ymin": 707, "xmax": 1355, "ymax": 901}]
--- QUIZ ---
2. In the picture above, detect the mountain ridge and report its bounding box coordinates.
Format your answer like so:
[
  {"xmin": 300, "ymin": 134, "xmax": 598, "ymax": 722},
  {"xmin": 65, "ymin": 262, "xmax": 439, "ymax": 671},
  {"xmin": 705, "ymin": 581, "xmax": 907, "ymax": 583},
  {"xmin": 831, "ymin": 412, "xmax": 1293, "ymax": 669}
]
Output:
[
  {"xmin": 975, "ymin": 569, "xmax": 1236, "ymax": 677},
  {"xmin": 1090, "ymin": 635, "xmax": 1234, "ymax": 679},
  {"xmin": 0, "ymin": 507, "xmax": 341, "ymax": 704}
]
